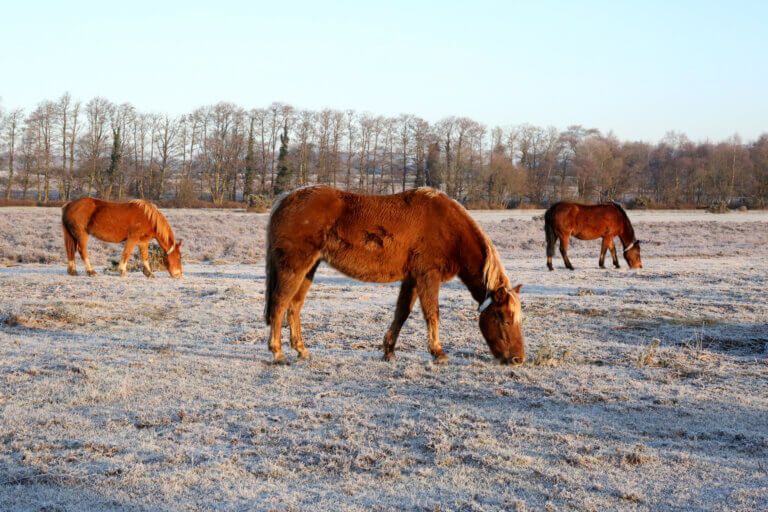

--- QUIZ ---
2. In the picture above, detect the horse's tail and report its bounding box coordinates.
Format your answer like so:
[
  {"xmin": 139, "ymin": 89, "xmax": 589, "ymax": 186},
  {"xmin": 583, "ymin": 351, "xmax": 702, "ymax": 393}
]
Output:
[
  {"xmin": 544, "ymin": 205, "xmax": 557, "ymax": 258},
  {"xmin": 264, "ymin": 238, "xmax": 277, "ymax": 326},
  {"xmin": 61, "ymin": 203, "xmax": 79, "ymax": 258},
  {"xmin": 263, "ymin": 202, "xmax": 283, "ymax": 326}
]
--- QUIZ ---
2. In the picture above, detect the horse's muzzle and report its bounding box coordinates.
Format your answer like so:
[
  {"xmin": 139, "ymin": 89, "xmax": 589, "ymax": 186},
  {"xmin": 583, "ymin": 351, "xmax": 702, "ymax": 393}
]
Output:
[{"xmin": 502, "ymin": 356, "xmax": 524, "ymax": 366}]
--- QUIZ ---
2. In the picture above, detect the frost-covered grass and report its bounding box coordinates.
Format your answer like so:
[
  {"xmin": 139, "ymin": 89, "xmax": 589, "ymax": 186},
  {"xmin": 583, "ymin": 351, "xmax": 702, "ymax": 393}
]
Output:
[{"xmin": 0, "ymin": 209, "xmax": 767, "ymax": 511}]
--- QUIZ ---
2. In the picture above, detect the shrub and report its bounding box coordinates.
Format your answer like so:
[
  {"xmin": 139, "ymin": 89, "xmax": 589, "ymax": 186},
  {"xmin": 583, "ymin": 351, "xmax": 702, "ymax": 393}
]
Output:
[
  {"xmin": 172, "ymin": 178, "xmax": 198, "ymax": 208},
  {"xmin": 106, "ymin": 242, "xmax": 167, "ymax": 273},
  {"xmin": 628, "ymin": 196, "xmax": 654, "ymax": 209},
  {"xmin": 707, "ymin": 200, "xmax": 730, "ymax": 214},
  {"xmin": 245, "ymin": 194, "xmax": 272, "ymax": 213}
]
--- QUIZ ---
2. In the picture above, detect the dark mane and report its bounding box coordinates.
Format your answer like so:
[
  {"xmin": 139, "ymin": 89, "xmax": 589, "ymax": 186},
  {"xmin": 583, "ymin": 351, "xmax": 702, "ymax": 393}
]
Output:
[{"xmin": 610, "ymin": 201, "xmax": 631, "ymax": 225}]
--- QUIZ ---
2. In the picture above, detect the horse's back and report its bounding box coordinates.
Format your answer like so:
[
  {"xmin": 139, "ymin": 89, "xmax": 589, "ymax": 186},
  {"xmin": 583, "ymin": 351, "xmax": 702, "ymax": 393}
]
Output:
[
  {"xmin": 547, "ymin": 201, "xmax": 623, "ymax": 239},
  {"xmin": 62, "ymin": 197, "xmax": 150, "ymax": 242},
  {"xmin": 269, "ymin": 186, "xmax": 468, "ymax": 283}
]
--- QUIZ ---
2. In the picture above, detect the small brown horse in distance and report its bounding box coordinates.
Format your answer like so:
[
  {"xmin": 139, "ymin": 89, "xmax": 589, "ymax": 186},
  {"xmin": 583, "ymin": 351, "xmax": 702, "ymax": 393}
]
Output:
[
  {"xmin": 545, "ymin": 201, "xmax": 642, "ymax": 270},
  {"xmin": 61, "ymin": 198, "xmax": 183, "ymax": 278},
  {"xmin": 265, "ymin": 186, "xmax": 524, "ymax": 365}
]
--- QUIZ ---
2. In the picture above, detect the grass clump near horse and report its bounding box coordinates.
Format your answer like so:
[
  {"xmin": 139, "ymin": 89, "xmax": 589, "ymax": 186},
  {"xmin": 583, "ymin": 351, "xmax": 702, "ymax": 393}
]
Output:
[
  {"xmin": 264, "ymin": 186, "xmax": 525, "ymax": 366},
  {"xmin": 544, "ymin": 201, "xmax": 643, "ymax": 270},
  {"xmin": 105, "ymin": 242, "xmax": 167, "ymax": 274},
  {"xmin": 61, "ymin": 198, "xmax": 183, "ymax": 278}
]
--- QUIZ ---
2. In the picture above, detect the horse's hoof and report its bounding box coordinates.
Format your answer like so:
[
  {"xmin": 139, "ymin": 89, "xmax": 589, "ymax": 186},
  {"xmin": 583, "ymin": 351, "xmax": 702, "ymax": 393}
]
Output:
[
  {"xmin": 145, "ymin": 273, "xmax": 155, "ymax": 279},
  {"xmin": 433, "ymin": 354, "xmax": 449, "ymax": 365},
  {"xmin": 67, "ymin": 269, "xmax": 78, "ymax": 276},
  {"xmin": 297, "ymin": 350, "xmax": 311, "ymax": 360},
  {"xmin": 272, "ymin": 354, "xmax": 287, "ymax": 365},
  {"xmin": 87, "ymin": 270, "xmax": 98, "ymax": 277},
  {"xmin": 382, "ymin": 351, "xmax": 395, "ymax": 362}
]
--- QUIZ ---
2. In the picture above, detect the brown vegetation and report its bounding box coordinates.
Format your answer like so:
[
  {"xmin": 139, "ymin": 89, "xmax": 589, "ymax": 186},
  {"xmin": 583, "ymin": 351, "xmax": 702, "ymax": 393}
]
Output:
[{"xmin": 2, "ymin": 94, "xmax": 767, "ymax": 209}]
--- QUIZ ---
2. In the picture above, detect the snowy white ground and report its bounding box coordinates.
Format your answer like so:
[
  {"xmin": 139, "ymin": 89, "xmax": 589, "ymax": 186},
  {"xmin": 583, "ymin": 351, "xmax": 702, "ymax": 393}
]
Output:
[{"xmin": 0, "ymin": 208, "xmax": 767, "ymax": 511}]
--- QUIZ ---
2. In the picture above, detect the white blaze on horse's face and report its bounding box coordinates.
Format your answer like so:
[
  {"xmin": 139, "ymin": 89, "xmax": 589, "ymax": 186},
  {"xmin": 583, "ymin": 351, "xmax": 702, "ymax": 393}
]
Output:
[
  {"xmin": 164, "ymin": 239, "xmax": 183, "ymax": 278},
  {"xmin": 478, "ymin": 284, "xmax": 524, "ymax": 365},
  {"xmin": 624, "ymin": 240, "xmax": 642, "ymax": 269}
]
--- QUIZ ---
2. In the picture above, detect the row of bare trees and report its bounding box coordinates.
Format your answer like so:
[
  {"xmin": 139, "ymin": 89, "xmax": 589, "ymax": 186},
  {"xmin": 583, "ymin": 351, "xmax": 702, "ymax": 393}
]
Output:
[{"xmin": 2, "ymin": 93, "xmax": 767, "ymax": 207}]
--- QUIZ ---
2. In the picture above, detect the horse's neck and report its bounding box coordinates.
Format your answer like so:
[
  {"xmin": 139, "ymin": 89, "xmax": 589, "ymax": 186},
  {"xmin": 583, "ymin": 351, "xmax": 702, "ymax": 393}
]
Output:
[
  {"xmin": 458, "ymin": 248, "xmax": 496, "ymax": 304},
  {"xmin": 619, "ymin": 220, "xmax": 635, "ymax": 247},
  {"xmin": 461, "ymin": 271, "xmax": 490, "ymax": 303},
  {"xmin": 155, "ymin": 232, "xmax": 174, "ymax": 253}
]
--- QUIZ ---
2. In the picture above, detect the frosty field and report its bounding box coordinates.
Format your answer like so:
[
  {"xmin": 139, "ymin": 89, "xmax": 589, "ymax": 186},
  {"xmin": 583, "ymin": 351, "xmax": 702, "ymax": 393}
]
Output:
[{"xmin": 1, "ymin": 208, "xmax": 767, "ymax": 511}]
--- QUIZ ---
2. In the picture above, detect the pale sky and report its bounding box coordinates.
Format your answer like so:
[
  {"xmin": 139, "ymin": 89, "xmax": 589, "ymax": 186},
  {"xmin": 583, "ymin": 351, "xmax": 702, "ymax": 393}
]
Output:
[{"xmin": 2, "ymin": 0, "xmax": 766, "ymax": 142}]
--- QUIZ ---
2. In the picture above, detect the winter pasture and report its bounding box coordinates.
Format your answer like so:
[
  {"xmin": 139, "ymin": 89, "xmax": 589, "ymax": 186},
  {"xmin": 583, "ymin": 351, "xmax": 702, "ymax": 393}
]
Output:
[{"xmin": 0, "ymin": 207, "xmax": 767, "ymax": 511}]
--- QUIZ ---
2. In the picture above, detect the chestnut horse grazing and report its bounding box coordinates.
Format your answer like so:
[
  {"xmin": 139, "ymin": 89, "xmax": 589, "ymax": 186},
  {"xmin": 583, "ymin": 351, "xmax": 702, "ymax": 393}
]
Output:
[
  {"xmin": 61, "ymin": 198, "xmax": 183, "ymax": 278},
  {"xmin": 544, "ymin": 201, "xmax": 642, "ymax": 270},
  {"xmin": 264, "ymin": 186, "xmax": 524, "ymax": 366}
]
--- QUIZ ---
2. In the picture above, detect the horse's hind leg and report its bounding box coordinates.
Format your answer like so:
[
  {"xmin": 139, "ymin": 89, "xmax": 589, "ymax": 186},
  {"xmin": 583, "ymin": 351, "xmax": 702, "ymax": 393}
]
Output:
[
  {"xmin": 76, "ymin": 233, "xmax": 98, "ymax": 276},
  {"xmin": 287, "ymin": 262, "xmax": 320, "ymax": 360},
  {"xmin": 139, "ymin": 242, "xmax": 155, "ymax": 278},
  {"xmin": 382, "ymin": 279, "xmax": 417, "ymax": 361},
  {"xmin": 62, "ymin": 225, "xmax": 78, "ymax": 275},
  {"xmin": 559, "ymin": 235, "xmax": 575, "ymax": 270},
  {"xmin": 546, "ymin": 236, "xmax": 555, "ymax": 271},
  {"xmin": 266, "ymin": 257, "xmax": 319, "ymax": 364},
  {"xmin": 416, "ymin": 274, "xmax": 448, "ymax": 364}
]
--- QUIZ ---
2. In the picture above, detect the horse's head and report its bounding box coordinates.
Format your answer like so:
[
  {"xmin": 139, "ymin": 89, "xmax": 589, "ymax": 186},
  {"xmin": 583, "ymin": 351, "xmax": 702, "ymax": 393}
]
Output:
[
  {"xmin": 624, "ymin": 240, "xmax": 642, "ymax": 269},
  {"xmin": 478, "ymin": 284, "xmax": 524, "ymax": 365},
  {"xmin": 163, "ymin": 239, "xmax": 183, "ymax": 278}
]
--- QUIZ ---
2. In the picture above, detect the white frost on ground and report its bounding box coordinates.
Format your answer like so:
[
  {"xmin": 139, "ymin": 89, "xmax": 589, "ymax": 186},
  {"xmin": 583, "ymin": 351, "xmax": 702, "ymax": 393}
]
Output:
[{"xmin": 0, "ymin": 209, "xmax": 766, "ymax": 511}]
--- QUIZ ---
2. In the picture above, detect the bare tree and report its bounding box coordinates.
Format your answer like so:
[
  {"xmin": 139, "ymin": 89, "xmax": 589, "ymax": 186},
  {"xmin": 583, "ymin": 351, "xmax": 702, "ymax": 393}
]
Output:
[{"xmin": 3, "ymin": 109, "xmax": 23, "ymax": 199}]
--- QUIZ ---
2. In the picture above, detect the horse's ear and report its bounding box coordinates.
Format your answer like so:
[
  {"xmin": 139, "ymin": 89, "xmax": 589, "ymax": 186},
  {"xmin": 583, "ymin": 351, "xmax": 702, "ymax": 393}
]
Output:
[
  {"xmin": 177, "ymin": 239, "xmax": 183, "ymax": 248},
  {"xmin": 493, "ymin": 287, "xmax": 508, "ymax": 303},
  {"xmin": 510, "ymin": 284, "xmax": 522, "ymax": 295}
]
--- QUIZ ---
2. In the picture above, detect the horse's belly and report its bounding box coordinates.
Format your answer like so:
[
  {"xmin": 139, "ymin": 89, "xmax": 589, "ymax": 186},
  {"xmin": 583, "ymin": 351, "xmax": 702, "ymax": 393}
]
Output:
[
  {"xmin": 573, "ymin": 229, "xmax": 601, "ymax": 241},
  {"xmin": 324, "ymin": 248, "xmax": 406, "ymax": 283},
  {"xmin": 87, "ymin": 215, "xmax": 129, "ymax": 243}
]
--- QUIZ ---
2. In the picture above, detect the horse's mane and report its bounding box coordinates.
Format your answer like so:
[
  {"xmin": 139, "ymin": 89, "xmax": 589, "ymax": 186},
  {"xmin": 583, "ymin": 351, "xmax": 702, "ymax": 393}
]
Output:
[
  {"xmin": 610, "ymin": 201, "xmax": 635, "ymax": 237},
  {"xmin": 434, "ymin": 191, "xmax": 509, "ymax": 292},
  {"xmin": 610, "ymin": 201, "xmax": 631, "ymax": 223},
  {"xmin": 130, "ymin": 200, "xmax": 175, "ymax": 248},
  {"xmin": 481, "ymin": 239, "xmax": 509, "ymax": 290}
]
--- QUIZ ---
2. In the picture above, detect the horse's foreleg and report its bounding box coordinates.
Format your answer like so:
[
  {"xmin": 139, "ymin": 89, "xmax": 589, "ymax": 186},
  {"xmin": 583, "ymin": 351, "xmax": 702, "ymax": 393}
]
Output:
[
  {"xmin": 287, "ymin": 263, "xmax": 319, "ymax": 360},
  {"xmin": 417, "ymin": 276, "xmax": 447, "ymax": 364},
  {"xmin": 559, "ymin": 235, "xmax": 574, "ymax": 270},
  {"xmin": 77, "ymin": 234, "xmax": 97, "ymax": 276},
  {"xmin": 599, "ymin": 238, "xmax": 610, "ymax": 268},
  {"xmin": 610, "ymin": 240, "xmax": 620, "ymax": 268},
  {"xmin": 118, "ymin": 239, "xmax": 138, "ymax": 277},
  {"xmin": 382, "ymin": 279, "xmax": 417, "ymax": 361},
  {"xmin": 139, "ymin": 242, "xmax": 154, "ymax": 278}
]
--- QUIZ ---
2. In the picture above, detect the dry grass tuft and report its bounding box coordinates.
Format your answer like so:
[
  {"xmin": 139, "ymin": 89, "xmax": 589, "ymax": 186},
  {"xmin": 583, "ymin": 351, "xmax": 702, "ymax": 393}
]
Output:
[{"xmin": 636, "ymin": 339, "xmax": 660, "ymax": 367}]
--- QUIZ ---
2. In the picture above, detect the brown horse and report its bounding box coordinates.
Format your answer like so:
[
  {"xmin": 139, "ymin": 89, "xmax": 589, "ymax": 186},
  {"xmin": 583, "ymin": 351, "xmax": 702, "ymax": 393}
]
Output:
[
  {"xmin": 544, "ymin": 201, "xmax": 642, "ymax": 270},
  {"xmin": 61, "ymin": 198, "xmax": 183, "ymax": 278},
  {"xmin": 264, "ymin": 186, "xmax": 524, "ymax": 365}
]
